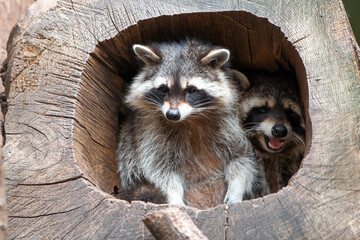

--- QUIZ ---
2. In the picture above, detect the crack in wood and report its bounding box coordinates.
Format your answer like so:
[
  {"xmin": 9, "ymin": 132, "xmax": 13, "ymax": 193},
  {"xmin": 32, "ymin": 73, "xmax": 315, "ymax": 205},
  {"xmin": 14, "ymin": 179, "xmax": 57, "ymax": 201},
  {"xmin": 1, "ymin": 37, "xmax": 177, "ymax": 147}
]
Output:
[
  {"xmin": 11, "ymin": 175, "xmax": 96, "ymax": 188},
  {"xmin": 9, "ymin": 205, "xmax": 83, "ymax": 219},
  {"xmin": 106, "ymin": 2, "xmax": 121, "ymax": 34},
  {"xmin": 69, "ymin": 0, "xmax": 75, "ymax": 11},
  {"xmin": 62, "ymin": 198, "xmax": 106, "ymax": 239},
  {"xmin": 72, "ymin": 116, "xmax": 113, "ymax": 149},
  {"xmin": 220, "ymin": 13, "xmax": 254, "ymax": 30},
  {"xmin": 219, "ymin": 13, "xmax": 255, "ymax": 65},
  {"xmin": 292, "ymin": 34, "xmax": 311, "ymax": 45},
  {"xmin": 224, "ymin": 205, "xmax": 228, "ymax": 240},
  {"xmin": 275, "ymin": 195, "xmax": 297, "ymax": 238},
  {"xmin": 253, "ymin": 0, "xmax": 267, "ymax": 15},
  {"xmin": 42, "ymin": 112, "xmax": 112, "ymax": 150}
]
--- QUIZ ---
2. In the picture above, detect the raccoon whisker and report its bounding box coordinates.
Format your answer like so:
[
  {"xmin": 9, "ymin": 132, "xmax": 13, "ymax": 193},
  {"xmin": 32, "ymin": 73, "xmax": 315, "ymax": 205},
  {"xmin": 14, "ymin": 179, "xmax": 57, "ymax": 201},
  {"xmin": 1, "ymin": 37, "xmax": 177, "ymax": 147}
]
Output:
[
  {"xmin": 197, "ymin": 108, "xmax": 223, "ymax": 114},
  {"xmin": 244, "ymin": 128, "xmax": 257, "ymax": 135},
  {"xmin": 137, "ymin": 109, "xmax": 164, "ymax": 119},
  {"xmin": 189, "ymin": 107, "xmax": 219, "ymax": 115},
  {"xmin": 292, "ymin": 132, "xmax": 305, "ymax": 144},
  {"xmin": 293, "ymin": 140, "xmax": 304, "ymax": 151},
  {"xmin": 190, "ymin": 112, "xmax": 216, "ymax": 120},
  {"xmin": 145, "ymin": 93, "xmax": 162, "ymax": 106},
  {"xmin": 141, "ymin": 105, "xmax": 161, "ymax": 112},
  {"xmin": 243, "ymin": 122, "xmax": 259, "ymax": 128},
  {"xmin": 200, "ymin": 106, "xmax": 219, "ymax": 110},
  {"xmin": 136, "ymin": 115, "xmax": 157, "ymax": 120},
  {"xmin": 291, "ymin": 132, "xmax": 305, "ymax": 148},
  {"xmin": 288, "ymin": 136, "xmax": 304, "ymax": 152},
  {"xmin": 243, "ymin": 126, "xmax": 259, "ymax": 136},
  {"xmin": 191, "ymin": 101, "xmax": 214, "ymax": 108}
]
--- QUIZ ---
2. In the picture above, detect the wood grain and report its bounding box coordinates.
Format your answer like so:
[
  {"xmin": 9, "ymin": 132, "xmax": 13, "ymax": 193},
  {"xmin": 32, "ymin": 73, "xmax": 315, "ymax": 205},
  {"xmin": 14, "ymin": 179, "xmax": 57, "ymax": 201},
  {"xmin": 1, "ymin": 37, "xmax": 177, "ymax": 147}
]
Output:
[
  {"xmin": 143, "ymin": 207, "xmax": 208, "ymax": 240},
  {"xmin": 2, "ymin": 0, "xmax": 360, "ymax": 239}
]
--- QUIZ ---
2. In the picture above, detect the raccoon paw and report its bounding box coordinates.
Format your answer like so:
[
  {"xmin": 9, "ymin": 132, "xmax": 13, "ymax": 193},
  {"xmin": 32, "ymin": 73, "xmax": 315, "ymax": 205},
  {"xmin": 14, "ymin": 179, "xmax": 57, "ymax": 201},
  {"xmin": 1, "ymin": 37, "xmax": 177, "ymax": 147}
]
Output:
[
  {"xmin": 167, "ymin": 195, "xmax": 185, "ymax": 206},
  {"xmin": 224, "ymin": 190, "xmax": 244, "ymax": 204}
]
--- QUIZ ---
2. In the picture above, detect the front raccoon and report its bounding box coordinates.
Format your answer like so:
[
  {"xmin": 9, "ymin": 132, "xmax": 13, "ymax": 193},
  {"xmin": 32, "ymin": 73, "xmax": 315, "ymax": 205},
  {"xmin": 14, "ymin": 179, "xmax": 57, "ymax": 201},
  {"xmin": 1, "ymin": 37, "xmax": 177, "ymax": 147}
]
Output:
[
  {"xmin": 236, "ymin": 71, "xmax": 306, "ymax": 194},
  {"xmin": 117, "ymin": 39, "xmax": 257, "ymax": 209}
]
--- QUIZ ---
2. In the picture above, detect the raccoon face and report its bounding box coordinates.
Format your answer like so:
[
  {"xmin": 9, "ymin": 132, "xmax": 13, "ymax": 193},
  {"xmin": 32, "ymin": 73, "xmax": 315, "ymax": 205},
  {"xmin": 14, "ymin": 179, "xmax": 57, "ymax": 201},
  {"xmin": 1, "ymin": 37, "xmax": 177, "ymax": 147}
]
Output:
[
  {"xmin": 126, "ymin": 40, "xmax": 237, "ymax": 122},
  {"xmin": 236, "ymin": 71, "xmax": 306, "ymax": 154},
  {"xmin": 243, "ymin": 98, "xmax": 305, "ymax": 153}
]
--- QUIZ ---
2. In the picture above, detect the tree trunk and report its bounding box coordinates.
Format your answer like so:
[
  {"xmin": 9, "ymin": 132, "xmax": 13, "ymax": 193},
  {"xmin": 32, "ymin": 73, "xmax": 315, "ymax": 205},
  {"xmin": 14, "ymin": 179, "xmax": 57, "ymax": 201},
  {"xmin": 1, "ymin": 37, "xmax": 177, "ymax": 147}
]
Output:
[
  {"xmin": 3, "ymin": 0, "xmax": 360, "ymax": 239},
  {"xmin": 0, "ymin": 1, "xmax": 35, "ymax": 239}
]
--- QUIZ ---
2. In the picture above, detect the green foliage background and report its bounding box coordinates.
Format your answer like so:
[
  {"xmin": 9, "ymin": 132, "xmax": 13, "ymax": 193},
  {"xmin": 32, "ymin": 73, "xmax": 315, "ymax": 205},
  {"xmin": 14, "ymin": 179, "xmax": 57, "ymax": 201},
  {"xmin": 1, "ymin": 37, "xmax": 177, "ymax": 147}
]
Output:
[{"xmin": 343, "ymin": 0, "xmax": 360, "ymax": 44}]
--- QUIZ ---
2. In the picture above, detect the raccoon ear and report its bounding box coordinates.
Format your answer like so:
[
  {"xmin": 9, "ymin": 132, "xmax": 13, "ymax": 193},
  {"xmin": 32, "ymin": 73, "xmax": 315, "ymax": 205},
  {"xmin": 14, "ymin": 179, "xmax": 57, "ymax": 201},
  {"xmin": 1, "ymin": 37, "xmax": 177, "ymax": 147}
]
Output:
[
  {"xmin": 201, "ymin": 48, "xmax": 230, "ymax": 68},
  {"xmin": 232, "ymin": 70, "xmax": 251, "ymax": 90},
  {"xmin": 133, "ymin": 44, "xmax": 161, "ymax": 65}
]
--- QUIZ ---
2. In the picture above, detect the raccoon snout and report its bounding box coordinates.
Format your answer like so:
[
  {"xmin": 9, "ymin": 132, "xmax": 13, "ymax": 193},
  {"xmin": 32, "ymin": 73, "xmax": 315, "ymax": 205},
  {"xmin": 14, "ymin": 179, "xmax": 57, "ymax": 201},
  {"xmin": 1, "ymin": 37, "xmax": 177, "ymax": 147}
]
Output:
[
  {"xmin": 271, "ymin": 124, "xmax": 288, "ymax": 138},
  {"xmin": 166, "ymin": 109, "xmax": 181, "ymax": 121}
]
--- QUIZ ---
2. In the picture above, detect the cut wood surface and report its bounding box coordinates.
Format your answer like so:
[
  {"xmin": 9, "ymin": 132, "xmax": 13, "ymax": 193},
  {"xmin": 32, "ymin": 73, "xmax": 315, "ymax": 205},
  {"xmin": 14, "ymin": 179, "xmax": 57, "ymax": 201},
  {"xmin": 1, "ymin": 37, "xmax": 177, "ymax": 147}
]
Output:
[
  {"xmin": 0, "ymin": 0, "xmax": 35, "ymax": 237},
  {"xmin": 3, "ymin": 0, "xmax": 360, "ymax": 239}
]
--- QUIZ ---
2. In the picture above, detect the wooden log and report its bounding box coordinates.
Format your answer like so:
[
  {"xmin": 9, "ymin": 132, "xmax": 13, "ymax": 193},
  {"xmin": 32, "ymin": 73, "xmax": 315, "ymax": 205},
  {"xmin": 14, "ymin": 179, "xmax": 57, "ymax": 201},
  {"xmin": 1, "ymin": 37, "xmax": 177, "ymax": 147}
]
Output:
[
  {"xmin": 143, "ymin": 207, "xmax": 208, "ymax": 240},
  {"xmin": 3, "ymin": 0, "xmax": 360, "ymax": 239}
]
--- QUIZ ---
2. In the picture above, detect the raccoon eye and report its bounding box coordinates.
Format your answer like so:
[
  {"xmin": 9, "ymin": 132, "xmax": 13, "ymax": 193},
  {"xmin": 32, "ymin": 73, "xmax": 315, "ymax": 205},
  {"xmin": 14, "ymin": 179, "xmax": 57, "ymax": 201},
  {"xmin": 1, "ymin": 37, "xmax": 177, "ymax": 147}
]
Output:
[
  {"xmin": 258, "ymin": 107, "xmax": 268, "ymax": 113},
  {"xmin": 158, "ymin": 85, "xmax": 168, "ymax": 93},
  {"xmin": 286, "ymin": 109, "xmax": 301, "ymax": 122},
  {"xmin": 186, "ymin": 86, "xmax": 197, "ymax": 94}
]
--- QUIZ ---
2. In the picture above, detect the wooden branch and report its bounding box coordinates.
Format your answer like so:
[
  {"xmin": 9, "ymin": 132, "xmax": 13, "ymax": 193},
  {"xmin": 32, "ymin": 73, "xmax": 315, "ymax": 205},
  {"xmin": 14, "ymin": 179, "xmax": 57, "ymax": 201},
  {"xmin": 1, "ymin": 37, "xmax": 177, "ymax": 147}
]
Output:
[{"xmin": 143, "ymin": 208, "xmax": 208, "ymax": 240}]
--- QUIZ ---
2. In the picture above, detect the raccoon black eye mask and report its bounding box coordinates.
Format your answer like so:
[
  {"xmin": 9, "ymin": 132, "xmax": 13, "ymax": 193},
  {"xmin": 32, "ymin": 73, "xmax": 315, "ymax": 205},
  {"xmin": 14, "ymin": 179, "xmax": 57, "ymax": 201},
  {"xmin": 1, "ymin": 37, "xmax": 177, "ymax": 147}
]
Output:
[
  {"xmin": 117, "ymin": 39, "xmax": 257, "ymax": 208},
  {"xmin": 244, "ymin": 103, "xmax": 304, "ymax": 152}
]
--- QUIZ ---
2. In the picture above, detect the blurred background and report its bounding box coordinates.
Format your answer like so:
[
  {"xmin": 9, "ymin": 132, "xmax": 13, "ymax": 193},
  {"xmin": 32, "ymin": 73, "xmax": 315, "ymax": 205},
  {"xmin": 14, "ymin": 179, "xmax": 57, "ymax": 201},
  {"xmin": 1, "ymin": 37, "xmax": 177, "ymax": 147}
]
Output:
[{"xmin": 343, "ymin": 0, "xmax": 360, "ymax": 44}]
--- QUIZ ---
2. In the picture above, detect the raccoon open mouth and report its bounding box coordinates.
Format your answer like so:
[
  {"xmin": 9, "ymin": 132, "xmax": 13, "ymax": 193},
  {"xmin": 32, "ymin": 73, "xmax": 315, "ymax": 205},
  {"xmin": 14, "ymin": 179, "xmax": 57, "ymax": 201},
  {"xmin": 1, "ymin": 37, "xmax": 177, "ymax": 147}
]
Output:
[{"xmin": 265, "ymin": 136, "xmax": 284, "ymax": 151}]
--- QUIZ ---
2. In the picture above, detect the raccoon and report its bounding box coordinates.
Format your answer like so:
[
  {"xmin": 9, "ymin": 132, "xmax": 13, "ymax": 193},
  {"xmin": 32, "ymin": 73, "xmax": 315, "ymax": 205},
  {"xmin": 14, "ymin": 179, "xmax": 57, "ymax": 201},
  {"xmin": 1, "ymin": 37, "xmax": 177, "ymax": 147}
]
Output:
[
  {"xmin": 117, "ymin": 39, "xmax": 257, "ymax": 209},
  {"xmin": 116, "ymin": 180, "xmax": 166, "ymax": 204},
  {"xmin": 235, "ymin": 70, "xmax": 306, "ymax": 194}
]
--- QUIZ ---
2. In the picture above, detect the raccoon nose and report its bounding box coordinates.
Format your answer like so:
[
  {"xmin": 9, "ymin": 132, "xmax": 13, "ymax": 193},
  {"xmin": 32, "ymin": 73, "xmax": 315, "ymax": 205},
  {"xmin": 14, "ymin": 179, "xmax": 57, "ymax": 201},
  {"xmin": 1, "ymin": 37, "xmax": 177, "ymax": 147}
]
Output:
[
  {"xmin": 271, "ymin": 124, "xmax": 288, "ymax": 138},
  {"xmin": 166, "ymin": 109, "xmax": 181, "ymax": 121}
]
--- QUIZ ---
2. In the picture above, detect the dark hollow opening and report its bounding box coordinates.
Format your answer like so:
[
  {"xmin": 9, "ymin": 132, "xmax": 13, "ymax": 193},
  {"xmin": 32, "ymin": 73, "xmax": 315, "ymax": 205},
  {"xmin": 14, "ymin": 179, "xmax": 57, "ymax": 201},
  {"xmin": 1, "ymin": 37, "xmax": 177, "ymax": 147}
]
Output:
[{"xmin": 77, "ymin": 11, "xmax": 310, "ymax": 208}]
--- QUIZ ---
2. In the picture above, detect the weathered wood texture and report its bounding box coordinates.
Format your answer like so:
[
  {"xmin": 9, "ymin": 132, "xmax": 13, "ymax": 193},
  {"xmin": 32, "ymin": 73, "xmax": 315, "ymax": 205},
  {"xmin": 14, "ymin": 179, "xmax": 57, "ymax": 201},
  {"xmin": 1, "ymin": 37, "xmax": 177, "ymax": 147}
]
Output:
[
  {"xmin": 0, "ymin": 65, "xmax": 6, "ymax": 240},
  {"xmin": 0, "ymin": 162, "xmax": 6, "ymax": 240},
  {"xmin": 3, "ymin": 0, "xmax": 360, "ymax": 239},
  {"xmin": 0, "ymin": 0, "xmax": 31, "ymax": 235},
  {"xmin": 143, "ymin": 207, "xmax": 208, "ymax": 240}
]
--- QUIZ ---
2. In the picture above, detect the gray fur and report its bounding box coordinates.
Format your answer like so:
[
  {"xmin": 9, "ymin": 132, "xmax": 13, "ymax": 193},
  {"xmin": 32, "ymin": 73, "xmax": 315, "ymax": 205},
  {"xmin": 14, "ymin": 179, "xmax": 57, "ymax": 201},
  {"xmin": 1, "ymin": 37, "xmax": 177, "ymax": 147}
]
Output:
[{"xmin": 117, "ymin": 39, "xmax": 257, "ymax": 208}]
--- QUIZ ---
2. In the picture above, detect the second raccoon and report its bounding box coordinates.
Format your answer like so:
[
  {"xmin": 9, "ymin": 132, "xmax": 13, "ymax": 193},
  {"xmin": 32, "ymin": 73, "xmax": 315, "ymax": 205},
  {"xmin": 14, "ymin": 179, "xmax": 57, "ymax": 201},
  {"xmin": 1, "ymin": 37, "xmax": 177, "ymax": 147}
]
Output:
[{"xmin": 235, "ymin": 71, "xmax": 306, "ymax": 195}]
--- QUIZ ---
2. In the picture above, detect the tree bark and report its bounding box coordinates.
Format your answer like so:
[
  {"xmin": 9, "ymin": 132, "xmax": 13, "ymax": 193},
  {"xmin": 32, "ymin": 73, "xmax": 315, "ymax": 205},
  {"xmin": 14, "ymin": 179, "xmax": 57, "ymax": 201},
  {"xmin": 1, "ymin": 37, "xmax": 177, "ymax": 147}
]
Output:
[
  {"xmin": 143, "ymin": 207, "xmax": 208, "ymax": 240},
  {"xmin": 3, "ymin": 0, "xmax": 360, "ymax": 239}
]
